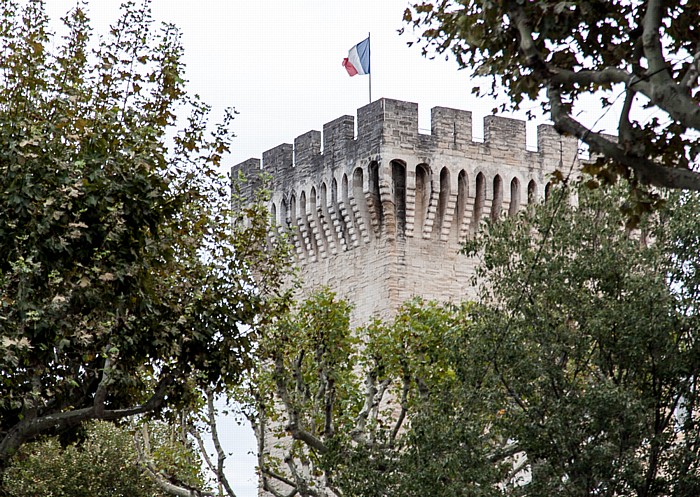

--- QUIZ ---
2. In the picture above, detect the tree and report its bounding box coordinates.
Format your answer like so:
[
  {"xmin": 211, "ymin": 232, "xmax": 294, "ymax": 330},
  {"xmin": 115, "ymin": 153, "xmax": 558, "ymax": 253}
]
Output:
[
  {"xmin": 251, "ymin": 184, "xmax": 700, "ymax": 497},
  {"xmin": 0, "ymin": 0, "xmax": 290, "ymax": 477},
  {"xmin": 248, "ymin": 288, "xmax": 500, "ymax": 497},
  {"xmin": 403, "ymin": 0, "xmax": 700, "ymax": 192},
  {"xmin": 3, "ymin": 420, "xmax": 203, "ymax": 497}
]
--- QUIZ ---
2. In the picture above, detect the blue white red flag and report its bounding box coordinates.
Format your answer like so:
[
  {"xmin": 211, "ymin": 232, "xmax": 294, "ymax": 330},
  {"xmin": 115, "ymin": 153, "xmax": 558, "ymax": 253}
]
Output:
[{"xmin": 342, "ymin": 37, "xmax": 370, "ymax": 76}]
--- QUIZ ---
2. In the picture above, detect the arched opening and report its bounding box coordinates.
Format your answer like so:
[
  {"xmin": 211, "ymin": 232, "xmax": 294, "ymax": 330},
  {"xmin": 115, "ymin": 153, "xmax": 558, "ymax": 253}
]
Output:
[
  {"xmin": 289, "ymin": 193, "xmax": 306, "ymax": 256},
  {"xmin": 434, "ymin": 167, "xmax": 450, "ymax": 236},
  {"xmin": 270, "ymin": 202, "xmax": 277, "ymax": 227},
  {"xmin": 391, "ymin": 160, "xmax": 407, "ymax": 235},
  {"xmin": 471, "ymin": 172, "xmax": 486, "ymax": 233},
  {"xmin": 509, "ymin": 178, "xmax": 521, "ymax": 217},
  {"xmin": 415, "ymin": 164, "xmax": 430, "ymax": 234},
  {"xmin": 320, "ymin": 182, "xmax": 337, "ymax": 249},
  {"xmin": 280, "ymin": 197, "xmax": 289, "ymax": 229},
  {"xmin": 527, "ymin": 180, "xmax": 537, "ymax": 204},
  {"xmin": 545, "ymin": 182, "xmax": 552, "ymax": 202},
  {"xmin": 342, "ymin": 174, "xmax": 349, "ymax": 202},
  {"xmin": 353, "ymin": 167, "xmax": 370, "ymax": 240},
  {"xmin": 289, "ymin": 194, "xmax": 297, "ymax": 225},
  {"xmin": 331, "ymin": 178, "xmax": 338, "ymax": 204},
  {"xmin": 452, "ymin": 170, "xmax": 468, "ymax": 241},
  {"xmin": 299, "ymin": 191, "xmax": 307, "ymax": 219},
  {"xmin": 491, "ymin": 175, "xmax": 503, "ymax": 221},
  {"xmin": 337, "ymin": 175, "xmax": 351, "ymax": 248},
  {"xmin": 369, "ymin": 161, "xmax": 383, "ymax": 230}
]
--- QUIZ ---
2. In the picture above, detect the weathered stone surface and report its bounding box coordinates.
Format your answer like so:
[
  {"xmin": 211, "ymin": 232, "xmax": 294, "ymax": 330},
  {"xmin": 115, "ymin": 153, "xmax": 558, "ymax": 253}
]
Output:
[{"xmin": 233, "ymin": 98, "xmax": 578, "ymax": 326}]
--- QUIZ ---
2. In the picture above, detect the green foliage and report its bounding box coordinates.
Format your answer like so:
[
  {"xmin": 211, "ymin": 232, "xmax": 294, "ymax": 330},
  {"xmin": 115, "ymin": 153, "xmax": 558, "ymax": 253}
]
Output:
[
  {"xmin": 255, "ymin": 185, "xmax": 700, "ymax": 497},
  {"xmin": 0, "ymin": 0, "xmax": 291, "ymax": 470},
  {"xmin": 461, "ymin": 184, "xmax": 700, "ymax": 496},
  {"xmin": 404, "ymin": 0, "xmax": 700, "ymax": 191},
  {"xmin": 3, "ymin": 421, "xmax": 171, "ymax": 497}
]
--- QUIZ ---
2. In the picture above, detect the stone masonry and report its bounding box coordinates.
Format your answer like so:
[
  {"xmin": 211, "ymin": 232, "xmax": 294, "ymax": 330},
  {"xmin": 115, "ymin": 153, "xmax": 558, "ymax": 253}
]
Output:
[{"xmin": 232, "ymin": 98, "xmax": 578, "ymax": 327}]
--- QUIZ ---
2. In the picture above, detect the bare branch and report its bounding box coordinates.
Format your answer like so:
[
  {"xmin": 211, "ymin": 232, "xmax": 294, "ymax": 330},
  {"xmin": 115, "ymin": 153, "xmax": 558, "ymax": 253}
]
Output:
[
  {"xmin": 189, "ymin": 425, "xmax": 218, "ymax": 478},
  {"xmin": 352, "ymin": 369, "xmax": 379, "ymax": 437},
  {"xmin": 680, "ymin": 49, "xmax": 700, "ymax": 90},
  {"xmin": 205, "ymin": 389, "xmax": 238, "ymax": 497},
  {"xmin": 273, "ymin": 355, "xmax": 329, "ymax": 454},
  {"xmin": 93, "ymin": 352, "xmax": 112, "ymax": 418},
  {"xmin": 641, "ymin": 0, "xmax": 667, "ymax": 80},
  {"xmin": 549, "ymin": 67, "xmax": 630, "ymax": 87},
  {"xmin": 135, "ymin": 424, "xmax": 215, "ymax": 497},
  {"xmin": 390, "ymin": 375, "xmax": 411, "ymax": 443},
  {"xmin": 508, "ymin": 5, "xmax": 541, "ymax": 68}
]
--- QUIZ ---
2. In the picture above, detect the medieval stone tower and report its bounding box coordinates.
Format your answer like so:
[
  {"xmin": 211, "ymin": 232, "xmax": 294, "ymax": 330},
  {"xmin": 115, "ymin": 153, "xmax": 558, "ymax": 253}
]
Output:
[{"xmin": 232, "ymin": 98, "xmax": 578, "ymax": 326}]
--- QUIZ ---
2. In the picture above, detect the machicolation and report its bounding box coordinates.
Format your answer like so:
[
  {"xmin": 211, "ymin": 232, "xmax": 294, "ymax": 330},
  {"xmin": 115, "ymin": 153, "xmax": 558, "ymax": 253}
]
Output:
[{"xmin": 233, "ymin": 98, "xmax": 579, "ymax": 325}]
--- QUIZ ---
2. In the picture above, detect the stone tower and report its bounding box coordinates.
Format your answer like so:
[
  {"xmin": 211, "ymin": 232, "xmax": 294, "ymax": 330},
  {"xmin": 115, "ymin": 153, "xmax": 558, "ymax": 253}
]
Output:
[{"xmin": 232, "ymin": 98, "xmax": 578, "ymax": 326}]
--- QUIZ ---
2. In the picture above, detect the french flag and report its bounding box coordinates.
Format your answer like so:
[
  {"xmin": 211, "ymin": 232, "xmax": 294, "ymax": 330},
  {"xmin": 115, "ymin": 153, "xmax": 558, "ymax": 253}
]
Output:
[{"xmin": 342, "ymin": 37, "xmax": 370, "ymax": 76}]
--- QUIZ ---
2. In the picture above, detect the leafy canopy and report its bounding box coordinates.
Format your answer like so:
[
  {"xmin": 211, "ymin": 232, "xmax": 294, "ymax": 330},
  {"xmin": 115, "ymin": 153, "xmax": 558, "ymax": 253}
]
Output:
[
  {"xmin": 404, "ymin": 0, "xmax": 700, "ymax": 192},
  {"xmin": 251, "ymin": 184, "xmax": 700, "ymax": 497},
  {"xmin": 0, "ymin": 0, "xmax": 290, "ymax": 470},
  {"xmin": 3, "ymin": 420, "xmax": 202, "ymax": 497}
]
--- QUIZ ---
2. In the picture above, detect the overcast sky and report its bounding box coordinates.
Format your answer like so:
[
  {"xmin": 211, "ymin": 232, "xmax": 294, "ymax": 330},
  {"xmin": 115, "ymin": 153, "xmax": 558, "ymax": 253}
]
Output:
[
  {"xmin": 44, "ymin": 0, "xmax": 574, "ymax": 169},
  {"xmin": 41, "ymin": 2, "xmax": 620, "ymax": 496}
]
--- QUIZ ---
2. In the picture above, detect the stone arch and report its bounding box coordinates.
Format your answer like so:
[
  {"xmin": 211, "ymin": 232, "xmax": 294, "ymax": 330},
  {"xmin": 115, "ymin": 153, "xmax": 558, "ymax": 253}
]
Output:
[
  {"xmin": 289, "ymin": 193, "xmax": 297, "ymax": 224},
  {"xmin": 310, "ymin": 186, "xmax": 323, "ymax": 256},
  {"xmin": 299, "ymin": 190, "xmax": 307, "ymax": 218},
  {"xmin": 337, "ymin": 174, "xmax": 353, "ymax": 248},
  {"xmin": 342, "ymin": 174, "xmax": 349, "ymax": 202},
  {"xmin": 509, "ymin": 177, "xmax": 521, "ymax": 217},
  {"xmin": 528, "ymin": 180, "xmax": 537, "ymax": 204},
  {"xmin": 331, "ymin": 178, "xmax": 338, "ymax": 203},
  {"xmin": 452, "ymin": 170, "xmax": 468, "ymax": 241},
  {"xmin": 368, "ymin": 161, "xmax": 383, "ymax": 232},
  {"xmin": 414, "ymin": 163, "xmax": 430, "ymax": 234},
  {"xmin": 289, "ymin": 193, "xmax": 307, "ymax": 258},
  {"xmin": 353, "ymin": 167, "xmax": 370, "ymax": 241},
  {"xmin": 471, "ymin": 172, "xmax": 486, "ymax": 233},
  {"xmin": 270, "ymin": 202, "xmax": 277, "ymax": 227},
  {"xmin": 434, "ymin": 167, "xmax": 450, "ymax": 236},
  {"xmin": 319, "ymin": 181, "xmax": 338, "ymax": 250},
  {"xmin": 391, "ymin": 160, "xmax": 407, "ymax": 236},
  {"xmin": 545, "ymin": 181, "xmax": 552, "ymax": 202},
  {"xmin": 491, "ymin": 174, "xmax": 503, "ymax": 221},
  {"xmin": 280, "ymin": 197, "xmax": 289, "ymax": 228}
]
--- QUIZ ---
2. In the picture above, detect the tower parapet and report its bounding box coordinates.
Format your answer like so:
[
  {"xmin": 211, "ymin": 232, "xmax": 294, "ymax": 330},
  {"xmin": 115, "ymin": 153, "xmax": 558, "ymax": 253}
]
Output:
[{"xmin": 233, "ymin": 98, "xmax": 578, "ymax": 324}]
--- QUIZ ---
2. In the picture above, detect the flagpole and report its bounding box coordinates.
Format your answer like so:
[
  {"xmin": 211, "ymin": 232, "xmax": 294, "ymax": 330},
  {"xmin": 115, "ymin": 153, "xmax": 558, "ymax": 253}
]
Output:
[{"xmin": 368, "ymin": 32, "xmax": 372, "ymax": 103}]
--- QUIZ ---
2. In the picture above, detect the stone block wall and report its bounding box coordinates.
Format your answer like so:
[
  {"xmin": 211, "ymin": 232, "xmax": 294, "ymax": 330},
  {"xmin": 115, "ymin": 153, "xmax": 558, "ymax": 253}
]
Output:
[{"xmin": 232, "ymin": 98, "xmax": 579, "ymax": 326}]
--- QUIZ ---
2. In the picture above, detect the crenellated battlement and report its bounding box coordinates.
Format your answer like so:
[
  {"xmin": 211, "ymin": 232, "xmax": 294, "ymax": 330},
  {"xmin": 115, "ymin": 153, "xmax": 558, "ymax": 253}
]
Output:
[{"xmin": 233, "ymin": 98, "xmax": 579, "ymax": 323}]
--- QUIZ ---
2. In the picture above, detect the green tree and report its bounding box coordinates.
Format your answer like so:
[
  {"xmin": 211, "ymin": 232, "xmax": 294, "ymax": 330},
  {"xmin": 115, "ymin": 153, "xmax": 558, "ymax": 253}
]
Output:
[
  {"xmin": 3, "ymin": 420, "xmax": 203, "ymax": 497},
  {"xmin": 253, "ymin": 184, "xmax": 700, "ymax": 497},
  {"xmin": 0, "ymin": 0, "xmax": 290, "ymax": 478},
  {"xmin": 404, "ymin": 0, "xmax": 700, "ymax": 192}
]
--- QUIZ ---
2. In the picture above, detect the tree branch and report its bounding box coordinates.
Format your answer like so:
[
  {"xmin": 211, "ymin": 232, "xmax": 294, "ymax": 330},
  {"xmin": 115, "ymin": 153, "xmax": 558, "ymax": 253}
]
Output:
[
  {"xmin": 641, "ymin": 0, "xmax": 667, "ymax": 80},
  {"xmin": 273, "ymin": 355, "xmax": 328, "ymax": 454},
  {"xmin": 135, "ymin": 423, "xmax": 214, "ymax": 497},
  {"xmin": 549, "ymin": 67, "xmax": 630, "ymax": 87},
  {"xmin": 204, "ymin": 389, "xmax": 238, "ymax": 497},
  {"xmin": 548, "ymin": 85, "xmax": 700, "ymax": 191},
  {"xmin": 93, "ymin": 351, "xmax": 113, "ymax": 418},
  {"xmin": 390, "ymin": 374, "xmax": 410, "ymax": 444},
  {"xmin": 0, "ymin": 373, "xmax": 174, "ymax": 459}
]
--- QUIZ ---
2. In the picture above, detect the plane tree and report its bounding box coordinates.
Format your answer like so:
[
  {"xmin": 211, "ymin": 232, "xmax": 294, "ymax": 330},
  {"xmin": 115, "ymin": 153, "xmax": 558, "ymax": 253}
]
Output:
[
  {"xmin": 0, "ymin": 0, "xmax": 289, "ymax": 477},
  {"xmin": 404, "ymin": 0, "xmax": 700, "ymax": 192},
  {"xmin": 251, "ymin": 184, "xmax": 700, "ymax": 497}
]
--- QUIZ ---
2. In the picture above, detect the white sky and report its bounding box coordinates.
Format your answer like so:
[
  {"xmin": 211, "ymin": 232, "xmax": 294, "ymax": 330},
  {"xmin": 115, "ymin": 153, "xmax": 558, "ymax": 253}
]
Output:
[
  {"xmin": 45, "ymin": 0, "xmax": 579, "ymax": 170},
  {"xmin": 42, "ymin": 2, "xmax": 621, "ymax": 496}
]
